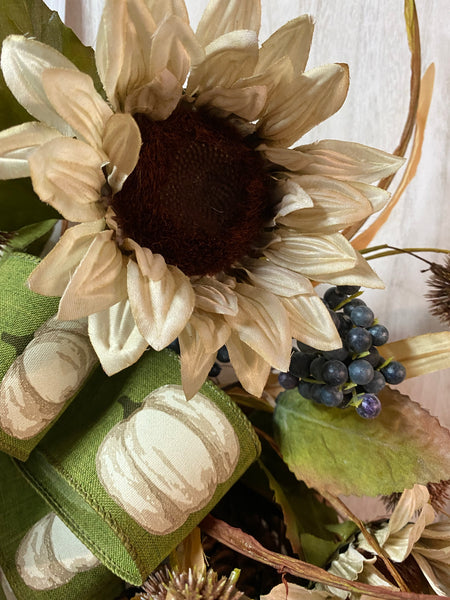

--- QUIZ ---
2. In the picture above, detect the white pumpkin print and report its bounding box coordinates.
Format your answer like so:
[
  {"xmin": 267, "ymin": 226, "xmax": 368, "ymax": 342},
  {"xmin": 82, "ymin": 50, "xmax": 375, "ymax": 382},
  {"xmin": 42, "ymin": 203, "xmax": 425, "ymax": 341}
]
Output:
[
  {"xmin": 0, "ymin": 316, "xmax": 97, "ymax": 439},
  {"xmin": 16, "ymin": 512, "xmax": 100, "ymax": 591},
  {"xmin": 96, "ymin": 385, "xmax": 240, "ymax": 535},
  {"xmin": 0, "ymin": 567, "xmax": 17, "ymax": 600}
]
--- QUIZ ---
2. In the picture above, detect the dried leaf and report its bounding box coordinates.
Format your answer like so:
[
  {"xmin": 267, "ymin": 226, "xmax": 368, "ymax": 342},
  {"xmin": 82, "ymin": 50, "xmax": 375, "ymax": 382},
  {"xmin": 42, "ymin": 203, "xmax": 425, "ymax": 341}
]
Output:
[{"xmin": 381, "ymin": 331, "xmax": 450, "ymax": 378}]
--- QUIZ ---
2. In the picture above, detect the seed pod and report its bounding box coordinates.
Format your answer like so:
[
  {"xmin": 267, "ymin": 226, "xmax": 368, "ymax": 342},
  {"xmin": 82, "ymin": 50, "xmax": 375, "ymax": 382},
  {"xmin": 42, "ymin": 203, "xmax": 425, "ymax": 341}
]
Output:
[
  {"xmin": 96, "ymin": 385, "xmax": 240, "ymax": 535},
  {"xmin": 16, "ymin": 512, "xmax": 100, "ymax": 591},
  {"xmin": 0, "ymin": 316, "xmax": 97, "ymax": 440}
]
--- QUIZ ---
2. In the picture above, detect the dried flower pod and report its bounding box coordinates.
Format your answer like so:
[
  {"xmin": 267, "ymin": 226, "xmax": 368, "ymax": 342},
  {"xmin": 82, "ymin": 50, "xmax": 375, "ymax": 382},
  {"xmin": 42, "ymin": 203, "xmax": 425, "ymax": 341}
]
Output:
[
  {"xmin": 15, "ymin": 512, "xmax": 100, "ymax": 591},
  {"xmin": 0, "ymin": 316, "xmax": 97, "ymax": 439},
  {"xmin": 96, "ymin": 385, "xmax": 240, "ymax": 535}
]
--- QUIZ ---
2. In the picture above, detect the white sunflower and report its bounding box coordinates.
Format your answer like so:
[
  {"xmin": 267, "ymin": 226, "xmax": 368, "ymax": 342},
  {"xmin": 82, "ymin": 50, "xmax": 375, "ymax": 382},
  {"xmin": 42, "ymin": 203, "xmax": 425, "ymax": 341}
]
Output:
[{"xmin": 0, "ymin": 0, "xmax": 404, "ymax": 399}]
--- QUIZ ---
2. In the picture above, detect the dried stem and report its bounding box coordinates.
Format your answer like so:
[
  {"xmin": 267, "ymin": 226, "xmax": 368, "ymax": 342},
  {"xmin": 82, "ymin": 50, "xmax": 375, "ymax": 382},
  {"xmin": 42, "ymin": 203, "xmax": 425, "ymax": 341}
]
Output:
[{"xmin": 200, "ymin": 516, "xmax": 442, "ymax": 600}]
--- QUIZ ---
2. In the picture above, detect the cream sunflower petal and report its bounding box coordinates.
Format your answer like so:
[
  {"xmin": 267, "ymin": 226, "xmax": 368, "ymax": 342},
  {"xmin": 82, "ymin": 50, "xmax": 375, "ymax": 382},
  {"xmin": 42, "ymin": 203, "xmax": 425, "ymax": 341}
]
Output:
[
  {"xmin": 127, "ymin": 249, "xmax": 195, "ymax": 351},
  {"xmin": 257, "ymin": 144, "xmax": 313, "ymax": 171},
  {"xmin": 225, "ymin": 283, "xmax": 290, "ymax": 372},
  {"xmin": 196, "ymin": 0, "xmax": 261, "ymax": 47},
  {"xmin": 0, "ymin": 121, "xmax": 62, "ymax": 179},
  {"xmin": 259, "ymin": 63, "xmax": 349, "ymax": 147},
  {"xmin": 273, "ymin": 178, "xmax": 313, "ymax": 220},
  {"xmin": 192, "ymin": 277, "xmax": 238, "ymax": 316},
  {"xmin": 256, "ymin": 15, "xmax": 314, "ymax": 76},
  {"xmin": 296, "ymin": 139, "xmax": 405, "ymax": 183},
  {"xmin": 311, "ymin": 251, "xmax": 385, "ymax": 289},
  {"xmin": 264, "ymin": 231, "xmax": 357, "ymax": 277},
  {"xmin": 243, "ymin": 258, "xmax": 313, "ymax": 297},
  {"xmin": 195, "ymin": 85, "xmax": 267, "ymax": 121},
  {"xmin": 187, "ymin": 30, "xmax": 258, "ymax": 94},
  {"xmin": 282, "ymin": 294, "xmax": 342, "ymax": 351},
  {"xmin": 149, "ymin": 15, "xmax": 204, "ymax": 84},
  {"xmin": 277, "ymin": 175, "xmax": 373, "ymax": 233},
  {"xmin": 28, "ymin": 137, "xmax": 106, "ymax": 222},
  {"xmin": 348, "ymin": 181, "xmax": 391, "ymax": 212},
  {"xmin": 57, "ymin": 230, "xmax": 127, "ymax": 320},
  {"xmin": 179, "ymin": 310, "xmax": 230, "ymax": 400},
  {"xmin": 226, "ymin": 332, "xmax": 271, "ymax": 397},
  {"xmin": 145, "ymin": 0, "xmax": 189, "ymax": 24},
  {"xmin": 384, "ymin": 505, "xmax": 435, "ymax": 563},
  {"xmin": 103, "ymin": 113, "xmax": 141, "ymax": 192},
  {"xmin": 1, "ymin": 35, "xmax": 78, "ymax": 135},
  {"xmin": 387, "ymin": 485, "xmax": 431, "ymax": 536},
  {"xmin": 27, "ymin": 219, "xmax": 105, "ymax": 296},
  {"xmin": 124, "ymin": 69, "xmax": 182, "ymax": 120},
  {"xmin": 412, "ymin": 552, "xmax": 450, "ymax": 596},
  {"xmin": 88, "ymin": 300, "xmax": 148, "ymax": 376},
  {"xmin": 234, "ymin": 56, "xmax": 294, "ymax": 105},
  {"xmin": 41, "ymin": 68, "xmax": 113, "ymax": 150}
]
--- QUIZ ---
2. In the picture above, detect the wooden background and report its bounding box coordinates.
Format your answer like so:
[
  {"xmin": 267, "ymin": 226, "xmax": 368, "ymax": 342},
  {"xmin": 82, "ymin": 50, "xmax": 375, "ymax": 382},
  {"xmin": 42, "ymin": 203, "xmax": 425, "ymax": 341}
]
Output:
[{"xmin": 43, "ymin": 0, "xmax": 450, "ymax": 518}]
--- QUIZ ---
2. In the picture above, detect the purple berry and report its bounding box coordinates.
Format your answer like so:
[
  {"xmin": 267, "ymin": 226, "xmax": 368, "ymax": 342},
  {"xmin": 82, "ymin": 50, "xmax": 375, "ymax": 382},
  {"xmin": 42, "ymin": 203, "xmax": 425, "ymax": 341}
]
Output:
[{"xmin": 356, "ymin": 394, "xmax": 382, "ymax": 419}]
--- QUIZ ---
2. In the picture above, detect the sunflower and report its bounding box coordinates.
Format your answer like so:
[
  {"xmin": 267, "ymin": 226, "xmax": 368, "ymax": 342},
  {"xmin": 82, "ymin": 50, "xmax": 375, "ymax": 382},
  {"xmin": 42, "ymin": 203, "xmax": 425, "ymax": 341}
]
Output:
[{"xmin": 0, "ymin": 0, "xmax": 403, "ymax": 399}]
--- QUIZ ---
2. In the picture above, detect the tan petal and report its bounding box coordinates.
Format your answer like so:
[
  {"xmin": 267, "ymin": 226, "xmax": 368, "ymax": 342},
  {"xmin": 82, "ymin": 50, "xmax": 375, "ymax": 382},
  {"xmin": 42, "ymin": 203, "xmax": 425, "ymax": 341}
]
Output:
[
  {"xmin": 187, "ymin": 30, "xmax": 258, "ymax": 94},
  {"xmin": 349, "ymin": 181, "xmax": 391, "ymax": 212},
  {"xmin": 1, "ymin": 35, "xmax": 78, "ymax": 135},
  {"xmin": 195, "ymin": 85, "xmax": 267, "ymax": 120},
  {"xmin": 127, "ymin": 241, "xmax": 167, "ymax": 280},
  {"xmin": 124, "ymin": 69, "xmax": 182, "ymax": 120},
  {"xmin": 0, "ymin": 121, "xmax": 61, "ymax": 179},
  {"xmin": 88, "ymin": 300, "xmax": 148, "ymax": 375},
  {"xmin": 127, "ymin": 255, "xmax": 195, "ymax": 351},
  {"xmin": 225, "ymin": 283, "xmax": 291, "ymax": 372},
  {"xmin": 145, "ymin": 0, "xmax": 189, "ymax": 24},
  {"xmin": 196, "ymin": 0, "xmax": 261, "ymax": 47},
  {"xmin": 179, "ymin": 310, "xmax": 230, "ymax": 399},
  {"xmin": 103, "ymin": 113, "xmax": 141, "ymax": 192},
  {"xmin": 58, "ymin": 230, "xmax": 127, "ymax": 320},
  {"xmin": 387, "ymin": 485, "xmax": 431, "ymax": 536},
  {"xmin": 282, "ymin": 294, "xmax": 341, "ymax": 351},
  {"xmin": 264, "ymin": 230, "xmax": 357, "ymax": 277},
  {"xmin": 296, "ymin": 139, "xmax": 405, "ymax": 183},
  {"xmin": 273, "ymin": 178, "xmax": 313, "ymax": 221},
  {"xmin": 277, "ymin": 175, "xmax": 373, "ymax": 233},
  {"xmin": 259, "ymin": 64, "xmax": 349, "ymax": 147},
  {"xmin": 257, "ymin": 144, "xmax": 314, "ymax": 171},
  {"xmin": 149, "ymin": 15, "xmax": 204, "ymax": 84},
  {"xmin": 27, "ymin": 220, "xmax": 105, "ymax": 296},
  {"xmin": 243, "ymin": 258, "xmax": 313, "ymax": 296},
  {"xmin": 28, "ymin": 137, "xmax": 106, "ymax": 222},
  {"xmin": 312, "ymin": 251, "xmax": 385, "ymax": 289},
  {"xmin": 235, "ymin": 56, "xmax": 294, "ymax": 98},
  {"xmin": 192, "ymin": 277, "xmax": 238, "ymax": 316},
  {"xmin": 384, "ymin": 504, "xmax": 435, "ymax": 562},
  {"xmin": 412, "ymin": 551, "xmax": 450, "ymax": 596},
  {"xmin": 226, "ymin": 332, "xmax": 271, "ymax": 397},
  {"xmin": 256, "ymin": 15, "xmax": 314, "ymax": 76}
]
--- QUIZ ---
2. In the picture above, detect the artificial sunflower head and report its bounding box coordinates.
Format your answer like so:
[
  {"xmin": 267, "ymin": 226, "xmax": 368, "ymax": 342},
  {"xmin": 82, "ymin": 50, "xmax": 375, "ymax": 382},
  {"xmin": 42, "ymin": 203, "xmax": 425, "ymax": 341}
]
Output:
[{"xmin": 0, "ymin": 0, "xmax": 404, "ymax": 398}]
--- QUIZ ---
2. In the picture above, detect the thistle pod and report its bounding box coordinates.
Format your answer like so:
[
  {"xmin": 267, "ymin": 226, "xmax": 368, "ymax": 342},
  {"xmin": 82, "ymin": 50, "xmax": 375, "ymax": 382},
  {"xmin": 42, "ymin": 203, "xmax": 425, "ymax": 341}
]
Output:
[
  {"xmin": 0, "ymin": 316, "xmax": 97, "ymax": 440},
  {"xmin": 96, "ymin": 384, "xmax": 240, "ymax": 535},
  {"xmin": 16, "ymin": 512, "xmax": 100, "ymax": 591}
]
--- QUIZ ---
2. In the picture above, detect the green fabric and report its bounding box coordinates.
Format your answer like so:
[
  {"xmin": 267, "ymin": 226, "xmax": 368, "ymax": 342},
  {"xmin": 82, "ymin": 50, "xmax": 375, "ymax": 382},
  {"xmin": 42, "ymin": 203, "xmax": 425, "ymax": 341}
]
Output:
[
  {"xmin": 0, "ymin": 450, "xmax": 125, "ymax": 599},
  {"xmin": 17, "ymin": 349, "xmax": 261, "ymax": 586},
  {"xmin": 0, "ymin": 253, "xmax": 59, "ymax": 460}
]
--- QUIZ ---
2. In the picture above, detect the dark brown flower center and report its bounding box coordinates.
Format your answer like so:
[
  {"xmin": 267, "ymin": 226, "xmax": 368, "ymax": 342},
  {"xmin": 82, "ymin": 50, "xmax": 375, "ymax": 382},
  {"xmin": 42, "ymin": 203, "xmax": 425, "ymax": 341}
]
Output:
[{"xmin": 111, "ymin": 105, "xmax": 272, "ymax": 276}]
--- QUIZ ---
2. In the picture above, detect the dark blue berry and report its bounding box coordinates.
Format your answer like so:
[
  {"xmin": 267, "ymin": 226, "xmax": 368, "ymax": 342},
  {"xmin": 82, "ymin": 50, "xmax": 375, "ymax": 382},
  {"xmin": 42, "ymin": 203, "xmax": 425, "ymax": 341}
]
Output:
[
  {"xmin": 323, "ymin": 287, "xmax": 347, "ymax": 309},
  {"xmin": 356, "ymin": 393, "xmax": 382, "ymax": 419},
  {"xmin": 289, "ymin": 351, "xmax": 313, "ymax": 378},
  {"xmin": 311, "ymin": 383, "xmax": 325, "ymax": 403},
  {"xmin": 310, "ymin": 356, "xmax": 327, "ymax": 380},
  {"xmin": 367, "ymin": 324, "xmax": 389, "ymax": 346},
  {"xmin": 216, "ymin": 345, "xmax": 230, "ymax": 363},
  {"xmin": 363, "ymin": 371, "xmax": 386, "ymax": 393},
  {"xmin": 322, "ymin": 360, "xmax": 348, "ymax": 386},
  {"xmin": 365, "ymin": 346, "xmax": 382, "ymax": 367},
  {"xmin": 337, "ymin": 285, "xmax": 361, "ymax": 295},
  {"xmin": 346, "ymin": 327, "xmax": 372, "ymax": 353},
  {"xmin": 381, "ymin": 361, "xmax": 406, "ymax": 384},
  {"xmin": 343, "ymin": 298, "xmax": 366, "ymax": 316},
  {"xmin": 337, "ymin": 314, "xmax": 353, "ymax": 338},
  {"xmin": 298, "ymin": 380, "xmax": 314, "ymax": 399},
  {"xmin": 278, "ymin": 371, "xmax": 299, "ymax": 389},
  {"xmin": 349, "ymin": 305, "xmax": 374, "ymax": 327},
  {"xmin": 320, "ymin": 385, "xmax": 344, "ymax": 407},
  {"xmin": 348, "ymin": 359, "xmax": 374, "ymax": 385},
  {"xmin": 323, "ymin": 346, "xmax": 349, "ymax": 361},
  {"xmin": 208, "ymin": 362, "xmax": 221, "ymax": 377},
  {"xmin": 167, "ymin": 338, "xmax": 180, "ymax": 354},
  {"xmin": 296, "ymin": 341, "xmax": 318, "ymax": 354}
]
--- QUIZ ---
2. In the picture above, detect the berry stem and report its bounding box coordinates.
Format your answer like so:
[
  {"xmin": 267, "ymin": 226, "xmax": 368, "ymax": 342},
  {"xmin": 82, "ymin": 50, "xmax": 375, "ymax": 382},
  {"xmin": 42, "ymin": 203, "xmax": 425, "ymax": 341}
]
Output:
[{"xmin": 361, "ymin": 245, "xmax": 450, "ymax": 262}]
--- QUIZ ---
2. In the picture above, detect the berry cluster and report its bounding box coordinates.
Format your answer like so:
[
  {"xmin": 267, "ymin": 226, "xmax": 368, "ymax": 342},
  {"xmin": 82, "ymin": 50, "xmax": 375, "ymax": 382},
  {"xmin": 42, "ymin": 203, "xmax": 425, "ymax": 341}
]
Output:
[{"xmin": 278, "ymin": 286, "xmax": 406, "ymax": 419}]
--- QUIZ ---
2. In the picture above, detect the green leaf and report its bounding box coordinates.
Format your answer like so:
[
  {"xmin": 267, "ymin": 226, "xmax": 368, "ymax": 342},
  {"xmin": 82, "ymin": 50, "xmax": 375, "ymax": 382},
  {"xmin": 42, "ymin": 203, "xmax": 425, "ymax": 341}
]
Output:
[
  {"xmin": 0, "ymin": 0, "xmax": 102, "ymax": 229},
  {"xmin": 274, "ymin": 387, "xmax": 450, "ymax": 497},
  {"xmin": 0, "ymin": 178, "xmax": 59, "ymax": 230},
  {"xmin": 299, "ymin": 533, "xmax": 338, "ymax": 568},
  {"xmin": 8, "ymin": 218, "xmax": 57, "ymax": 253}
]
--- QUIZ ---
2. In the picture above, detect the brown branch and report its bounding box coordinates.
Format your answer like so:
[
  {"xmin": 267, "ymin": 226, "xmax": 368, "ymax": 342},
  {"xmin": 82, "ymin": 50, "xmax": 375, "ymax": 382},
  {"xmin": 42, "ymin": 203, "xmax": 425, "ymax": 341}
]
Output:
[{"xmin": 200, "ymin": 515, "xmax": 448, "ymax": 600}]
